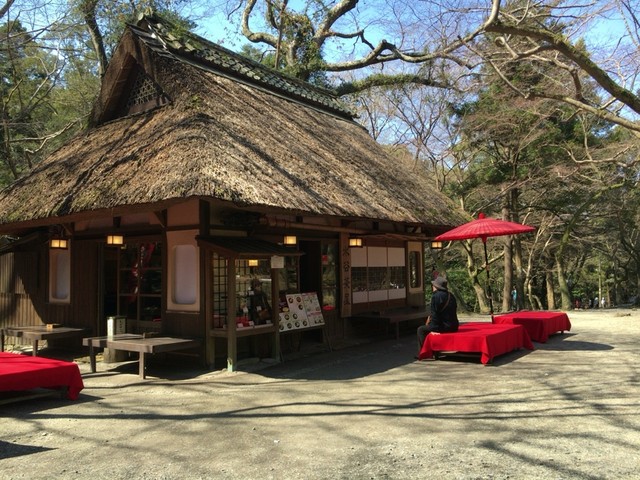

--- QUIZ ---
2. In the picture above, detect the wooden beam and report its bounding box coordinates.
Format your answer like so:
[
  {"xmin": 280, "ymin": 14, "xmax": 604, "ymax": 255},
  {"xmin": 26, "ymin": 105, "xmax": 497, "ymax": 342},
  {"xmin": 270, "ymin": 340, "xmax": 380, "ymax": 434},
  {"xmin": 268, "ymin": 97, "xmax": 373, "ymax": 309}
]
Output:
[{"xmin": 153, "ymin": 210, "xmax": 167, "ymax": 228}]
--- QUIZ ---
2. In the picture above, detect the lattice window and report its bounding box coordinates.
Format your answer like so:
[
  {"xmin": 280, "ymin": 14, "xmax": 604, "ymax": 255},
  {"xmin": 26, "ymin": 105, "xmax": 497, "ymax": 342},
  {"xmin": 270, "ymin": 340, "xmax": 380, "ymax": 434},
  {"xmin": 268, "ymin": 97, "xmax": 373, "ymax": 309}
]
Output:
[
  {"xmin": 211, "ymin": 254, "xmax": 264, "ymax": 327},
  {"xmin": 212, "ymin": 253, "xmax": 228, "ymax": 323},
  {"xmin": 123, "ymin": 69, "xmax": 165, "ymax": 114}
]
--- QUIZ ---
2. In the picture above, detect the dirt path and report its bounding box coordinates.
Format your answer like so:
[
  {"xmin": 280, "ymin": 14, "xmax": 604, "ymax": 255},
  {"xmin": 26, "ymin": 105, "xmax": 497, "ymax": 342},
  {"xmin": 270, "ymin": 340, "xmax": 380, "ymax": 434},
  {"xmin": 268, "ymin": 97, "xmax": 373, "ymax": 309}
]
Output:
[{"xmin": 1, "ymin": 308, "xmax": 639, "ymax": 479}]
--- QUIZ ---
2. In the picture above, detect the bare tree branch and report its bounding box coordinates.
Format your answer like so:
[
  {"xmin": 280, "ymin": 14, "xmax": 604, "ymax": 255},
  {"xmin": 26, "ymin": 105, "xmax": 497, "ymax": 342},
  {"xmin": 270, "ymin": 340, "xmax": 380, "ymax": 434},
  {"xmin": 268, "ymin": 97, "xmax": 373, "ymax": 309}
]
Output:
[
  {"xmin": 484, "ymin": 20, "xmax": 640, "ymax": 115},
  {"xmin": 0, "ymin": 0, "xmax": 16, "ymax": 20},
  {"xmin": 79, "ymin": 0, "xmax": 108, "ymax": 77},
  {"xmin": 242, "ymin": 0, "xmax": 278, "ymax": 47}
]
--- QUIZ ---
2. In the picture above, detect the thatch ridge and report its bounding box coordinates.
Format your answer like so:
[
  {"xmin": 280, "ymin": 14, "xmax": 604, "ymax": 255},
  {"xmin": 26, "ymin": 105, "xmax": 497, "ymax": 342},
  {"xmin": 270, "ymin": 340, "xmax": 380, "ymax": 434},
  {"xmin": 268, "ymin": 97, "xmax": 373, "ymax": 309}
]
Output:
[{"xmin": 136, "ymin": 12, "xmax": 355, "ymax": 119}]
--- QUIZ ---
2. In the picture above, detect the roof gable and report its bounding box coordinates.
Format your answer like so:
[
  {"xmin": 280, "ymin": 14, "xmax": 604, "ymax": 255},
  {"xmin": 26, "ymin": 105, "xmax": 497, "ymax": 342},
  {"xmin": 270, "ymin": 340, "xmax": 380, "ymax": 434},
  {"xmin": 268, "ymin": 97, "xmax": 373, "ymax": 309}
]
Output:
[{"xmin": 93, "ymin": 13, "xmax": 354, "ymax": 126}]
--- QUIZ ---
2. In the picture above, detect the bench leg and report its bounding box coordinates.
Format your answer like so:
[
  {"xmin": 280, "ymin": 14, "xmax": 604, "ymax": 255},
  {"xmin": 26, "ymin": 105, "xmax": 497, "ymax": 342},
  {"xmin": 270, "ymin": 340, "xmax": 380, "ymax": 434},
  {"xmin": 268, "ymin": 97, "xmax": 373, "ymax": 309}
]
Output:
[
  {"xmin": 139, "ymin": 352, "xmax": 146, "ymax": 379},
  {"xmin": 32, "ymin": 340, "xmax": 39, "ymax": 356},
  {"xmin": 89, "ymin": 344, "xmax": 97, "ymax": 373}
]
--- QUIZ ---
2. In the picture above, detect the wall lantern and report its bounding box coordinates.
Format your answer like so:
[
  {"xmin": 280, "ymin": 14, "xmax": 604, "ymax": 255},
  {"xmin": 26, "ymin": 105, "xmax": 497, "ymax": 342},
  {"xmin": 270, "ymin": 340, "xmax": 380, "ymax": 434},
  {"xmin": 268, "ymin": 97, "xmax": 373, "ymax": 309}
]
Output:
[
  {"xmin": 50, "ymin": 238, "xmax": 68, "ymax": 249},
  {"xmin": 348, "ymin": 237, "xmax": 363, "ymax": 248},
  {"xmin": 430, "ymin": 241, "xmax": 443, "ymax": 250},
  {"xmin": 247, "ymin": 259, "xmax": 259, "ymax": 267},
  {"xmin": 106, "ymin": 234, "xmax": 124, "ymax": 246},
  {"xmin": 283, "ymin": 235, "xmax": 297, "ymax": 246}
]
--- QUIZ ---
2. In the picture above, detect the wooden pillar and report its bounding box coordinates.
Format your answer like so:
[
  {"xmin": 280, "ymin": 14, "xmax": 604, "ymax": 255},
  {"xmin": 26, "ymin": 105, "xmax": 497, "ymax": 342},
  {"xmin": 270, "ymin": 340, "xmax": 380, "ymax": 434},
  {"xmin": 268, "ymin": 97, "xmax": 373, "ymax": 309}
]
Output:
[
  {"xmin": 271, "ymin": 266, "xmax": 280, "ymax": 362},
  {"xmin": 226, "ymin": 258, "xmax": 238, "ymax": 372},
  {"xmin": 200, "ymin": 201, "xmax": 213, "ymax": 368},
  {"xmin": 203, "ymin": 249, "xmax": 214, "ymax": 367}
]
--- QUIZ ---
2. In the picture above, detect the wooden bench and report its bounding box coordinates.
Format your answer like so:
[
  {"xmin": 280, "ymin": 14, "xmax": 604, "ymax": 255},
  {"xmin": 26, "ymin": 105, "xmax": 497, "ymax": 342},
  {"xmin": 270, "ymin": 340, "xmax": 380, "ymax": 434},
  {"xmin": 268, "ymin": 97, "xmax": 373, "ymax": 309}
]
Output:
[
  {"xmin": 1, "ymin": 326, "xmax": 86, "ymax": 356},
  {"xmin": 351, "ymin": 306, "xmax": 429, "ymax": 339},
  {"xmin": 83, "ymin": 334, "xmax": 201, "ymax": 379}
]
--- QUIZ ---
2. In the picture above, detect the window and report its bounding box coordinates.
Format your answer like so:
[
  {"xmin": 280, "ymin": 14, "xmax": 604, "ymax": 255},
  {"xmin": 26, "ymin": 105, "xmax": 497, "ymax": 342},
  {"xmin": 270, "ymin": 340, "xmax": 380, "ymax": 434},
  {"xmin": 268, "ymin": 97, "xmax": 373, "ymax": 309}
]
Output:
[
  {"xmin": 173, "ymin": 245, "xmax": 197, "ymax": 304},
  {"xmin": 321, "ymin": 242, "xmax": 337, "ymax": 310},
  {"xmin": 166, "ymin": 229, "xmax": 200, "ymax": 311},
  {"xmin": 210, "ymin": 255, "xmax": 299, "ymax": 328},
  {"xmin": 351, "ymin": 246, "xmax": 407, "ymax": 303},
  {"xmin": 120, "ymin": 69, "xmax": 169, "ymax": 116},
  {"xmin": 409, "ymin": 251, "xmax": 421, "ymax": 289},
  {"xmin": 119, "ymin": 242, "xmax": 162, "ymax": 323},
  {"xmin": 49, "ymin": 248, "xmax": 70, "ymax": 303}
]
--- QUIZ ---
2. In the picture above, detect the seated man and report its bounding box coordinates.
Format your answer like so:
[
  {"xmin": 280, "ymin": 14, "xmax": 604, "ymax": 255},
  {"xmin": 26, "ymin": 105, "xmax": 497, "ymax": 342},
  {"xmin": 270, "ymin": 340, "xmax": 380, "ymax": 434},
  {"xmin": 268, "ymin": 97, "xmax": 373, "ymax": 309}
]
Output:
[{"xmin": 416, "ymin": 276, "xmax": 459, "ymax": 357}]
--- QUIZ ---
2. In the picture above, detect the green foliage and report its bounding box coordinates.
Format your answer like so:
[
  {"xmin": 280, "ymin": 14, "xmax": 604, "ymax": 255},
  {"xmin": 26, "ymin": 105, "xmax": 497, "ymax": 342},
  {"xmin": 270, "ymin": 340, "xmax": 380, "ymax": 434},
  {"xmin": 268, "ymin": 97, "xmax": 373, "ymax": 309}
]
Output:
[
  {"xmin": 444, "ymin": 267, "xmax": 477, "ymax": 311},
  {"xmin": 240, "ymin": 38, "xmax": 329, "ymax": 87},
  {"xmin": 73, "ymin": 1, "xmax": 195, "ymax": 57},
  {"xmin": 240, "ymin": 44, "xmax": 276, "ymax": 68},
  {"xmin": 1, "ymin": 20, "xmax": 62, "ymax": 182},
  {"xmin": 247, "ymin": 2, "xmax": 330, "ymax": 87}
]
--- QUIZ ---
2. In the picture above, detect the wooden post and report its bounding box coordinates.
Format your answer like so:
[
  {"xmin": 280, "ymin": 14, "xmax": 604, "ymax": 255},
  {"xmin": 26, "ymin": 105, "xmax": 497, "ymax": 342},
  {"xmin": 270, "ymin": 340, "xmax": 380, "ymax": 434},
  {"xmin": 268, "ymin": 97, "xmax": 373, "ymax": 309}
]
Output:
[
  {"xmin": 226, "ymin": 258, "xmax": 237, "ymax": 372},
  {"xmin": 199, "ymin": 201, "xmax": 212, "ymax": 368},
  {"xmin": 203, "ymin": 249, "xmax": 214, "ymax": 368},
  {"xmin": 271, "ymin": 266, "xmax": 280, "ymax": 362}
]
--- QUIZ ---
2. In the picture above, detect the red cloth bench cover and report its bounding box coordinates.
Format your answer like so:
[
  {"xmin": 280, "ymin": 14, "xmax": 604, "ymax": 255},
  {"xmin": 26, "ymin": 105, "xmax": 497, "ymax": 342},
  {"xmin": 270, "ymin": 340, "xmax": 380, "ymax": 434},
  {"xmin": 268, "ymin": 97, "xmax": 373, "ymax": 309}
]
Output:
[
  {"xmin": 418, "ymin": 322, "xmax": 534, "ymax": 364},
  {"xmin": 492, "ymin": 311, "xmax": 571, "ymax": 343},
  {"xmin": 0, "ymin": 352, "xmax": 84, "ymax": 400}
]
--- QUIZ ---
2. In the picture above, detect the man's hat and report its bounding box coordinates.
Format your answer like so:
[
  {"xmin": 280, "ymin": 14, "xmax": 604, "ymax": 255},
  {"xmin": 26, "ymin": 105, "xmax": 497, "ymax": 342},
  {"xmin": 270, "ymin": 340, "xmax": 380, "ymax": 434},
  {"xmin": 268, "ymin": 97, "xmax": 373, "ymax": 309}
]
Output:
[{"xmin": 431, "ymin": 276, "xmax": 448, "ymax": 291}]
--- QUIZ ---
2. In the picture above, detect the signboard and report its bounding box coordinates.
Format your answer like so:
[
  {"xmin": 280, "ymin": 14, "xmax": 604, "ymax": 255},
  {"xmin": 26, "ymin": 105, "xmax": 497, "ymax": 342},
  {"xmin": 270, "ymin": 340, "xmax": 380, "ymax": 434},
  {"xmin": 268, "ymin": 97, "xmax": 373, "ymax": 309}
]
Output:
[
  {"xmin": 301, "ymin": 292, "xmax": 324, "ymax": 326},
  {"xmin": 279, "ymin": 292, "xmax": 324, "ymax": 332}
]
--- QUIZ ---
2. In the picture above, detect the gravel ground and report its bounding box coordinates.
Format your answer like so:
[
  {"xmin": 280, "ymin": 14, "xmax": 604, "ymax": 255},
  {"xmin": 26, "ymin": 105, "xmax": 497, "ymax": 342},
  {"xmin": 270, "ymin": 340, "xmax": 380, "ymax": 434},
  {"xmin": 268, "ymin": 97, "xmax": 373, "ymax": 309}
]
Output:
[{"xmin": 1, "ymin": 307, "xmax": 639, "ymax": 480}]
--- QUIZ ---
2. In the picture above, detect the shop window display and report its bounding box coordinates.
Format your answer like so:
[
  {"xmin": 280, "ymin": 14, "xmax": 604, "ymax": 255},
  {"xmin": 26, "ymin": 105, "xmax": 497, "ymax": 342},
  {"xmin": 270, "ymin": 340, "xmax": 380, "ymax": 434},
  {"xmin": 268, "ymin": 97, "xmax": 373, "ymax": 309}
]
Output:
[{"xmin": 118, "ymin": 242, "xmax": 162, "ymax": 326}]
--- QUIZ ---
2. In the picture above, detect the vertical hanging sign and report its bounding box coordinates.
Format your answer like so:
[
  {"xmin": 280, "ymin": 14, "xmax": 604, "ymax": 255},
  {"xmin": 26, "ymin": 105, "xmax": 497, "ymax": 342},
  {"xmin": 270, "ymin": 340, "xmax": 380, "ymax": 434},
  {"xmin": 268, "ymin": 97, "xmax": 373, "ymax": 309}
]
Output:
[{"xmin": 340, "ymin": 233, "xmax": 352, "ymax": 317}]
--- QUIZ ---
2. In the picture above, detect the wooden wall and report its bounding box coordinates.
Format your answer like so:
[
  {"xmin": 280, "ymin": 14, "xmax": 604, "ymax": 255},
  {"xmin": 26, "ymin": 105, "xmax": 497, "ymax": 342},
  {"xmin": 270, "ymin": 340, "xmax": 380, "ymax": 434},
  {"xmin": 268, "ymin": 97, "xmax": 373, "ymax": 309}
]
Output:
[
  {"xmin": 0, "ymin": 250, "xmax": 42, "ymax": 328},
  {"xmin": 66, "ymin": 241, "xmax": 101, "ymax": 333},
  {"xmin": 0, "ymin": 240, "xmax": 101, "ymax": 338}
]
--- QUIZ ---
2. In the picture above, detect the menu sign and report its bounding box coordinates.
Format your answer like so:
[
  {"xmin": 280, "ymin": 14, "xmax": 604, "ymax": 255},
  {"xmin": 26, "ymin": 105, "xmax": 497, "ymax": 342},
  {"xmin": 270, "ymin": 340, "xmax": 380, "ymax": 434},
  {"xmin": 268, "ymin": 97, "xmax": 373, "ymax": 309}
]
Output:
[
  {"xmin": 278, "ymin": 292, "xmax": 324, "ymax": 332},
  {"xmin": 301, "ymin": 292, "xmax": 324, "ymax": 326}
]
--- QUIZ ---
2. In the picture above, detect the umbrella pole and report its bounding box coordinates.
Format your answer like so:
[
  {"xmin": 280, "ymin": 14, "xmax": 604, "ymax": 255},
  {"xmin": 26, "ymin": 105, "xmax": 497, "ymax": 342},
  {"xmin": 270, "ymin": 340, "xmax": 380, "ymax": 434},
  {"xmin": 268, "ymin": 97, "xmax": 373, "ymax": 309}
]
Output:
[{"xmin": 483, "ymin": 240, "xmax": 495, "ymax": 320}]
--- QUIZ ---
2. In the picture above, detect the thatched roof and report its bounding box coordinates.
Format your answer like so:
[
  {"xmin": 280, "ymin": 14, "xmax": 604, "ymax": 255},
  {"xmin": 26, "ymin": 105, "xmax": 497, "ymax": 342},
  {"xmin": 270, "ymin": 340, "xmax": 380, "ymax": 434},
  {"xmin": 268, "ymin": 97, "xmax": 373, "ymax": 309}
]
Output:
[{"xmin": 0, "ymin": 13, "xmax": 467, "ymax": 232}]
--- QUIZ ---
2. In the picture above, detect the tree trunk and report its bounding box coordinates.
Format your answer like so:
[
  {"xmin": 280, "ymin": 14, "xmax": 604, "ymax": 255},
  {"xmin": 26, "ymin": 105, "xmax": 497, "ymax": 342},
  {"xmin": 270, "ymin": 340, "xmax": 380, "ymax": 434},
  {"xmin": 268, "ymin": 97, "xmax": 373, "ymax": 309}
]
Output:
[
  {"xmin": 508, "ymin": 189, "xmax": 526, "ymax": 310},
  {"xmin": 1, "ymin": 122, "xmax": 17, "ymax": 179},
  {"xmin": 555, "ymin": 254, "xmax": 572, "ymax": 310},
  {"xmin": 636, "ymin": 266, "xmax": 640, "ymax": 306},
  {"xmin": 545, "ymin": 268, "xmax": 555, "ymax": 310},
  {"xmin": 525, "ymin": 278, "xmax": 543, "ymax": 309},
  {"xmin": 464, "ymin": 242, "xmax": 490, "ymax": 314},
  {"xmin": 80, "ymin": 0, "xmax": 108, "ymax": 77},
  {"xmin": 472, "ymin": 278, "xmax": 490, "ymax": 313}
]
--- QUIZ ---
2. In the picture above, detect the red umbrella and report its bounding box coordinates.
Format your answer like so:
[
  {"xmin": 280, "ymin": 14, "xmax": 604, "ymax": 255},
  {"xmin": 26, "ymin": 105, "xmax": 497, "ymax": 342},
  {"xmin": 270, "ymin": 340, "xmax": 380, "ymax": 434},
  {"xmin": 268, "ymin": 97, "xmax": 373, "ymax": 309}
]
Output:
[{"xmin": 435, "ymin": 213, "xmax": 536, "ymax": 317}]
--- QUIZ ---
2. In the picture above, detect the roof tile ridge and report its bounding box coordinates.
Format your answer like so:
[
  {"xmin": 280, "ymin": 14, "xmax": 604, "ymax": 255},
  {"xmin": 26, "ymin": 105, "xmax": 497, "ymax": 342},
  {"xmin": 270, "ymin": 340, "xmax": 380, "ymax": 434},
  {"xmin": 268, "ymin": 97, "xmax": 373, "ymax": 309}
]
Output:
[{"xmin": 133, "ymin": 11, "xmax": 355, "ymax": 118}]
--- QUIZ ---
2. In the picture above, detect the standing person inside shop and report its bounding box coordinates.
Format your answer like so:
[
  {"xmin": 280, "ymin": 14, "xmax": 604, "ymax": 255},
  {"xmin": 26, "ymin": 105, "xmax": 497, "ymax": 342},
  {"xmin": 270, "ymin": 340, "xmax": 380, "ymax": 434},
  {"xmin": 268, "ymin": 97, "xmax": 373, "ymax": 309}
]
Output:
[
  {"xmin": 416, "ymin": 276, "xmax": 459, "ymax": 358},
  {"xmin": 248, "ymin": 278, "xmax": 272, "ymax": 324}
]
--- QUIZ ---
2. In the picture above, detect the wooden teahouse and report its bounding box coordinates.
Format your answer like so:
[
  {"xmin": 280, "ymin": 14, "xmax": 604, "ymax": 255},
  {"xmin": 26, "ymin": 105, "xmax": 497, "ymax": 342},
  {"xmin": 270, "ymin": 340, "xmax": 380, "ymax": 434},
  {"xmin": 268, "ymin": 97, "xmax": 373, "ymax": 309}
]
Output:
[{"xmin": 0, "ymin": 13, "xmax": 467, "ymax": 371}]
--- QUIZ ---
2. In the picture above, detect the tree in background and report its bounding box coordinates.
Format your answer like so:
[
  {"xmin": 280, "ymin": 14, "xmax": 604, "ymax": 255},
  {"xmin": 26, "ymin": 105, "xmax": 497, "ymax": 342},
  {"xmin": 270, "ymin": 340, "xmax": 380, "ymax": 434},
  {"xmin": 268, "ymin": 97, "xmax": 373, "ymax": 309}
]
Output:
[
  {"xmin": 0, "ymin": 18, "xmax": 72, "ymax": 182},
  {"xmin": 217, "ymin": 0, "xmax": 467, "ymax": 93},
  {"xmin": 73, "ymin": 0, "xmax": 197, "ymax": 77},
  {"xmin": 0, "ymin": 0, "xmax": 200, "ymax": 187}
]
